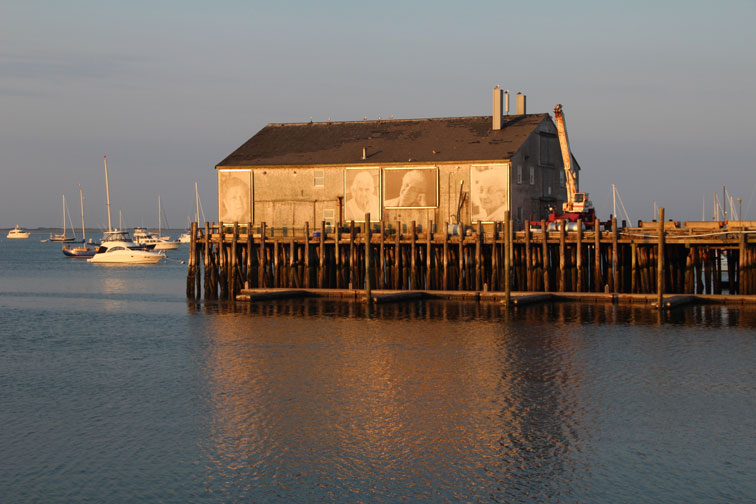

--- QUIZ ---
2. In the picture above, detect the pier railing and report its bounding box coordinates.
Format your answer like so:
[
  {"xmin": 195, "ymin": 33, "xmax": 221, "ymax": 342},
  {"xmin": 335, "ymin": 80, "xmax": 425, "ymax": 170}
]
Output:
[{"xmin": 185, "ymin": 211, "xmax": 756, "ymax": 302}]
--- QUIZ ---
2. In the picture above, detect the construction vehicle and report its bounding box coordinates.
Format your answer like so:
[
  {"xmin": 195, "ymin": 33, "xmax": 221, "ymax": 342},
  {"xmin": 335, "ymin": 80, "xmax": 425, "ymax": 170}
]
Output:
[{"xmin": 546, "ymin": 104, "xmax": 599, "ymax": 230}]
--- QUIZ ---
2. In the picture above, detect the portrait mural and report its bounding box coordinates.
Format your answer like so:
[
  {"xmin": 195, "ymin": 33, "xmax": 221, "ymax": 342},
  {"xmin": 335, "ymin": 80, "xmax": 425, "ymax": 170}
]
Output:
[
  {"xmin": 218, "ymin": 169, "xmax": 252, "ymax": 224},
  {"xmin": 383, "ymin": 167, "xmax": 438, "ymax": 208},
  {"xmin": 470, "ymin": 164, "xmax": 509, "ymax": 222},
  {"xmin": 344, "ymin": 168, "xmax": 381, "ymax": 222}
]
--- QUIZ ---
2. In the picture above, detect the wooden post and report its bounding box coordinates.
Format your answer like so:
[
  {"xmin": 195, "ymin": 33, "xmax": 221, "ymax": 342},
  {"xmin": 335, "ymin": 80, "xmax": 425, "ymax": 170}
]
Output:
[
  {"xmin": 475, "ymin": 222, "xmax": 482, "ymax": 291},
  {"xmin": 219, "ymin": 223, "xmax": 227, "ymax": 300},
  {"xmin": 612, "ymin": 217, "xmax": 618, "ymax": 293},
  {"xmin": 379, "ymin": 220, "xmax": 385, "ymax": 289},
  {"xmin": 541, "ymin": 219, "xmax": 549, "ymax": 292},
  {"xmin": 335, "ymin": 223, "xmax": 341, "ymax": 288},
  {"xmin": 230, "ymin": 223, "xmax": 238, "ymax": 298},
  {"xmin": 304, "ymin": 222, "xmax": 310, "ymax": 288},
  {"xmin": 443, "ymin": 223, "xmax": 449, "ymax": 290},
  {"xmin": 504, "ymin": 212, "xmax": 511, "ymax": 307},
  {"xmin": 204, "ymin": 221, "xmax": 211, "ymax": 299},
  {"xmin": 657, "ymin": 208, "xmax": 665, "ymax": 308},
  {"xmin": 246, "ymin": 222, "xmax": 253, "ymax": 289},
  {"xmin": 631, "ymin": 242, "xmax": 638, "ymax": 293},
  {"xmin": 289, "ymin": 237, "xmax": 296, "ymax": 287},
  {"xmin": 273, "ymin": 238, "xmax": 279, "ymax": 288},
  {"xmin": 319, "ymin": 221, "xmax": 325, "ymax": 288},
  {"xmin": 426, "ymin": 220, "xmax": 432, "ymax": 290},
  {"xmin": 394, "ymin": 221, "xmax": 401, "ymax": 290},
  {"xmin": 410, "ymin": 221, "xmax": 417, "ymax": 290},
  {"xmin": 525, "ymin": 222, "xmax": 532, "ymax": 291},
  {"xmin": 259, "ymin": 222, "xmax": 267, "ymax": 288},
  {"xmin": 365, "ymin": 213, "xmax": 372, "ymax": 302},
  {"xmin": 576, "ymin": 219, "xmax": 583, "ymax": 292},
  {"xmin": 559, "ymin": 223, "xmax": 566, "ymax": 292},
  {"xmin": 594, "ymin": 223, "xmax": 601, "ymax": 292},
  {"xmin": 739, "ymin": 230, "xmax": 746, "ymax": 294},
  {"xmin": 187, "ymin": 221, "xmax": 197, "ymax": 299},
  {"xmin": 458, "ymin": 229, "xmax": 464, "ymax": 291}
]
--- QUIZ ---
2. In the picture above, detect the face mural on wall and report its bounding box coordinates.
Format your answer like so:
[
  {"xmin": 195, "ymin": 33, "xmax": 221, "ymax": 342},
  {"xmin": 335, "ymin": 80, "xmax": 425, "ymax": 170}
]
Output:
[
  {"xmin": 218, "ymin": 170, "xmax": 252, "ymax": 224},
  {"xmin": 344, "ymin": 168, "xmax": 381, "ymax": 222},
  {"xmin": 471, "ymin": 165, "xmax": 509, "ymax": 222},
  {"xmin": 383, "ymin": 167, "xmax": 438, "ymax": 208}
]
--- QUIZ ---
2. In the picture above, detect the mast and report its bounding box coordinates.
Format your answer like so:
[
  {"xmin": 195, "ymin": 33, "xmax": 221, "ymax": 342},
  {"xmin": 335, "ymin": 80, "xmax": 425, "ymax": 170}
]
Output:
[
  {"xmin": 104, "ymin": 156, "xmax": 112, "ymax": 232},
  {"xmin": 62, "ymin": 195, "xmax": 66, "ymax": 235},
  {"xmin": 195, "ymin": 182, "xmax": 199, "ymax": 223},
  {"xmin": 158, "ymin": 195, "xmax": 162, "ymax": 236},
  {"xmin": 79, "ymin": 184, "xmax": 86, "ymax": 242}
]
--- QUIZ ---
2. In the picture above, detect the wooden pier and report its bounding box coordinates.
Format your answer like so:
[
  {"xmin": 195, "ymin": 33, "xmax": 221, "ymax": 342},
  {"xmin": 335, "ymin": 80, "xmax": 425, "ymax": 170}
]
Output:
[{"xmin": 185, "ymin": 210, "xmax": 756, "ymax": 308}]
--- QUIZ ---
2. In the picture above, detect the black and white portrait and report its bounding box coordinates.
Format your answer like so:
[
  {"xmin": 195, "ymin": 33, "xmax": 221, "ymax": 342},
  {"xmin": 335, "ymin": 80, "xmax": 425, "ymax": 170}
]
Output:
[
  {"xmin": 218, "ymin": 170, "xmax": 252, "ymax": 224},
  {"xmin": 344, "ymin": 168, "xmax": 380, "ymax": 222},
  {"xmin": 383, "ymin": 168, "xmax": 438, "ymax": 208},
  {"xmin": 471, "ymin": 165, "xmax": 509, "ymax": 222}
]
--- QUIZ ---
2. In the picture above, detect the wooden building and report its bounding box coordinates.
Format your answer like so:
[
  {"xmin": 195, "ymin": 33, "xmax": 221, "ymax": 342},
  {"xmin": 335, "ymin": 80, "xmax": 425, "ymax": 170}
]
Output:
[{"xmin": 215, "ymin": 88, "xmax": 577, "ymax": 232}]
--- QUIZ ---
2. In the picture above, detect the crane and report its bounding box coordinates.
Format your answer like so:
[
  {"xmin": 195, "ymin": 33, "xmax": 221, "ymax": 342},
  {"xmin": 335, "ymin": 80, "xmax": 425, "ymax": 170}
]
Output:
[{"xmin": 548, "ymin": 104, "xmax": 598, "ymax": 229}]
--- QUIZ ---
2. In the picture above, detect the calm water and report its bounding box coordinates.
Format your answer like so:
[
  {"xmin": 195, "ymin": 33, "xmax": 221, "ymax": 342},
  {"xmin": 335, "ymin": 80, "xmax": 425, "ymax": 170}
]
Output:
[{"xmin": 1, "ymin": 234, "xmax": 754, "ymax": 503}]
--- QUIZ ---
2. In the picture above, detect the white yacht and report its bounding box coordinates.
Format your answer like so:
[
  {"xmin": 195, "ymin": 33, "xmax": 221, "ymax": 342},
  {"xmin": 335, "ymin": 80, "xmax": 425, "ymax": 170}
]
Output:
[
  {"xmin": 87, "ymin": 229, "xmax": 164, "ymax": 264},
  {"xmin": 6, "ymin": 225, "xmax": 30, "ymax": 239}
]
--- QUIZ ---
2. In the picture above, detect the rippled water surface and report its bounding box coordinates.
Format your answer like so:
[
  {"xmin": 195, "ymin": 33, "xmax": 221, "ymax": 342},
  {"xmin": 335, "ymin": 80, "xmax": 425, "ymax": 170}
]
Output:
[{"xmin": 1, "ymin": 235, "xmax": 755, "ymax": 503}]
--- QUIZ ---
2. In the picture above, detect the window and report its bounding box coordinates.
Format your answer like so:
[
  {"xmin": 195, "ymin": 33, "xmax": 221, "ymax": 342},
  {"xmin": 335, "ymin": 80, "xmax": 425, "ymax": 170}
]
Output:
[
  {"xmin": 559, "ymin": 171, "xmax": 565, "ymax": 188},
  {"xmin": 516, "ymin": 165, "xmax": 522, "ymax": 184},
  {"xmin": 517, "ymin": 206, "xmax": 523, "ymax": 222},
  {"xmin": 529, "ymin": 166, "xmax": 535, "ymax": 185},
  {"xmin": 314, "ymin": 170, "xmax": 325, "ymax": 187}
]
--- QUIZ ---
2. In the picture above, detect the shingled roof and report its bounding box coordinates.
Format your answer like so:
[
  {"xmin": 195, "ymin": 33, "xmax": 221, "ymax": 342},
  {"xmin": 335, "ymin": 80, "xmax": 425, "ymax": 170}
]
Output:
[{"xmin": 217, "ymin": 113, "xmax": 551, "ymax": 167}]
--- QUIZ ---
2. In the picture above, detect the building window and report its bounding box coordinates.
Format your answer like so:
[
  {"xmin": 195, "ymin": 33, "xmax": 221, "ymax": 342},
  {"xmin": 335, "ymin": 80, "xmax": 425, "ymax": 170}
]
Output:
[
  {"xmin": 517, "ymin": 206, "xmax": 523, "ymax": 222},
  {"xmin": 517, "ymin": 165, "xmax": 522, "ymax": 185},
  {"xmin": 529, "ymin": 166, "xmax": 535, "ymax": 185},
  {"xmin": 559, "ymin": 171, "xmax": 565, "ymax": 188},
  {"xmin": 547, "ymin": 185, "xmax": 552, "ymax": 196},
  {"xmin": 314, "ymin": 170, "xmax": 325, "ymax": 187}
]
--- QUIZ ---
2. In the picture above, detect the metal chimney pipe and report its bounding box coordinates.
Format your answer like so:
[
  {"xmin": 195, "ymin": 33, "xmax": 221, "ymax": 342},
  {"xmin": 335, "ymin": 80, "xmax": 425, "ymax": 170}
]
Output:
[
  {"xmin": 492, "ymin": 86, "xmax": 503, "ymax": 130},
  {"xmin": 516, "ymin": 92, "xmax": 527, "ymax": 115},
  {"xmin": 505, "ymin": 90, "xmax": 510, "ymax": 115}
]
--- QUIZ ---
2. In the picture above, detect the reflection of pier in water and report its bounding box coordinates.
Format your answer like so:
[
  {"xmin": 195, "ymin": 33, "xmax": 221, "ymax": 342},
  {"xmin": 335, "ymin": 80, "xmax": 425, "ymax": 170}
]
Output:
[{"xmin": 188, "ymin": 297, "xmax": 756, "ymax": 328}]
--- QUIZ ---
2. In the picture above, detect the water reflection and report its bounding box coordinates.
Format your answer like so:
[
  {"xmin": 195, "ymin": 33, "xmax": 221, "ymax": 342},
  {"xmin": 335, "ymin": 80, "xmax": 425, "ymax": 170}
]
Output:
[{"xmin": 185, "ymin": 298, "xmax": 756, "ymax": 501}]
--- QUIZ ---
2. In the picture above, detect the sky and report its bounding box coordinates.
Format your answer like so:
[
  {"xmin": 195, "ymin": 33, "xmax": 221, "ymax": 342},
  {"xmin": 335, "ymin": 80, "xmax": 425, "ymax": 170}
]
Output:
[{"xmin": 2, "ymin": 0, "xmax": 755, "ymax": 229}]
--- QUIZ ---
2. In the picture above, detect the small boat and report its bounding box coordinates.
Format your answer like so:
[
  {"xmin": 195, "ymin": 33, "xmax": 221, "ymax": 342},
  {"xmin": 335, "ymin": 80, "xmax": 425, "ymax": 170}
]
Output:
[
  {"xmin": 88, "ymin": 229, "xmax": 164, "ymax": 264},
  {"xmin": 87, "ymin": 157, "xmax": 163, "ymax": 265},
  {"xmin": 62, "ymin": 185, "xmax": 97, "ymax": 258},
  {"xmin": 6, "ymin": 225, "xmax": 30, "ymax": 239},
  {"xmin": 49, "ymin": 195, "xmax": 77, "ymax": 242},
  {"xmin": 87, "ymin": 243, "xmax": 164, "ymax": 264}
]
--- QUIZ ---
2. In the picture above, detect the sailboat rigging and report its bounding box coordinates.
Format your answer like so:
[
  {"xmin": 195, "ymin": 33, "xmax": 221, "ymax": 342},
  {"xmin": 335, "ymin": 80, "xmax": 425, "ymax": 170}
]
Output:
[
  {"xmin": 49, "ymin": 194, "xmax": 77, "ymax": 242},
  {"xmin": 62, "ymin": 185, "xmax": 97, "ymax": 258}
]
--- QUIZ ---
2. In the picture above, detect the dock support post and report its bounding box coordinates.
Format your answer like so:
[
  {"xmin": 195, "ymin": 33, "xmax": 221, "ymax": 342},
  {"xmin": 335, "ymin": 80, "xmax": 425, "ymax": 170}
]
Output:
[
  {"xmin": 559, "ymin": 223, "xmax": 566, "ymax": 292},
  {"xmin": 365, "ymin": 213, "xmax": 372, "ymax": 302},
  {"xmin": 612, "ymin": 217, "xmax": 618, "ymax": 293},
  {"xmin": 525, "ymin": 222, "xmax": 532, "ymax": 291},
  {"xmin": 187, "ymin": 221, "xmax": 197, "ymax": 299},
  {"xmin": 657, "ymin": 208, "xmax": 665, "ymax": 308},
  {"xmin": 594, "ymin": 223, "xmax": 601, "ymax": 293},
  {"xmin": 319, "ymin": 221, "xmax": 325, "ymax": 288},
  {"xmin": 443, "ymin": 223, "xmax": 449, "ymax": 290},
  {"xmin": 541, "ymin": 219, "xmax": 549, "ymax": 292},
  {"xmin": 504, "ymin": 212, "xmax": 511, "ymax": 307},
  {"xmin": 576, "ymin": 219, "xmax": 583, "ymax": 292},
  {"xmin": 259, "ymin": 222, "xmax": 267, "ymax": 288}
]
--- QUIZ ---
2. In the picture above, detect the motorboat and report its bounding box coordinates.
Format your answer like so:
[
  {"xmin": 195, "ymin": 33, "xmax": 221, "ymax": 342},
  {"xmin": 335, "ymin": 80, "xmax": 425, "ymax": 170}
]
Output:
[
  {"xmin": 133, "ymin": 227, "xmax": 179, "ymax": 250},
  {"xmin": 7, "ymin": 225, "xmax": 30, "ymax": 239},
  {"xmin": 87, "ymin": 229, "xmax": 164, "ymax": 264}
]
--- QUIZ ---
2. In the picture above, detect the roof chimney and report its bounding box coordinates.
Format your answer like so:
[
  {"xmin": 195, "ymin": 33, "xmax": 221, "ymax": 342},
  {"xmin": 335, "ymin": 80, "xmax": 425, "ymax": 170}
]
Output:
[
  {"xmin": 505, "ymin": 90, "xmax": 510, "ymax": 115},
  {"xmin": 492, "ymin": 86, "xmax": 503, "ymax": 130},
  {"xmin": 516, "ymin": 92, "xmax": 527, "ymax": 115}
]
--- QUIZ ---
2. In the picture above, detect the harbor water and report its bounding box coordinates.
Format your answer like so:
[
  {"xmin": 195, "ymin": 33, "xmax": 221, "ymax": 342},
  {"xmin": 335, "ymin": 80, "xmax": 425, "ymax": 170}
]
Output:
[{"xmin": 1, "ymin": 234, "xmax": 754, "ymax": 503}]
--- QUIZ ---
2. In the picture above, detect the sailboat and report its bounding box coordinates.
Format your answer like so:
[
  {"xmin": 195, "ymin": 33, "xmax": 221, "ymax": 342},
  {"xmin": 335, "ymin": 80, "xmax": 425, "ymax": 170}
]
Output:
[
  {"xmin": 49, "ymin": 195, "xmax": 77, "ymax": 242},
  {"xmin": 88, "ymin": 156, "xmax": 164, "ymax": 265},
  {"xmin": 62, "ymin": 185, "xmax": 97, "ymax": 258},
  {"xmin": 152, "ymin": 195, "xmax": 179, "ymax": 250},
  {"xmin": 178, "ymin": 182, "xmax": 203, "ymax": 243}
]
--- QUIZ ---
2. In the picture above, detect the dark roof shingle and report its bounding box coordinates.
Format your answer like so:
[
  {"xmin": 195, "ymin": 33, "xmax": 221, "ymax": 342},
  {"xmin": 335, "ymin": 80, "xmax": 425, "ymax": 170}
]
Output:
[{"xmin": 217, "ymin": 113, "xmax": 550, "ymax": 167}]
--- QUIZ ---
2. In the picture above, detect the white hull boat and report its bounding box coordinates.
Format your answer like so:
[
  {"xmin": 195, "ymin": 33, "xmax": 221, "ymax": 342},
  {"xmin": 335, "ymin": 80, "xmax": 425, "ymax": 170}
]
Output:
[
  {"xmin": 87, "ymin": 245, "xmax": 164, "ymax": 264},
  {"xmin": 7, "ymin": 225, "xmax": 30, "ymax": 239}
]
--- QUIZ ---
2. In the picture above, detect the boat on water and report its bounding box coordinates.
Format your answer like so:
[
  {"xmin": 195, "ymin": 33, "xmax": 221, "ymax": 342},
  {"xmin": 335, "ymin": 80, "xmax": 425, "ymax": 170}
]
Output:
[
  {"xmin": 178, "ymin": 182, "xmax": 204, "ymax": 244},
  {"xmin": 49, "ymin": 195, "xmax": 77, "ymax": 242},
  {"xmin": 6, "ymin": 225, "xmax": 31, "ymax": 239},
  {"xmin": 62, "ymin": 185, "xmax": 98, "ymax": 258},
  {"xmin": 86, "ymin": 156, "xmax": 164, "ymax": 265}
]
